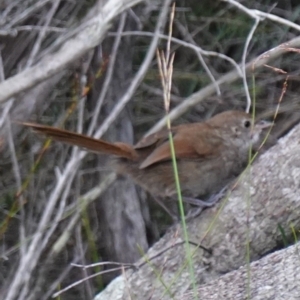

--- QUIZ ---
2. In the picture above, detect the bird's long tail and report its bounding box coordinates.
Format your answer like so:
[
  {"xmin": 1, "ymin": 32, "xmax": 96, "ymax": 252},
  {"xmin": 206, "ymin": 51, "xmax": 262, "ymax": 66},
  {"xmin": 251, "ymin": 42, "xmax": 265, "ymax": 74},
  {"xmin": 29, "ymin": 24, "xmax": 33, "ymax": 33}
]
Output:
[{"xmin": 21, "ymin": 122, "xmax": 138, "ymax": 160}]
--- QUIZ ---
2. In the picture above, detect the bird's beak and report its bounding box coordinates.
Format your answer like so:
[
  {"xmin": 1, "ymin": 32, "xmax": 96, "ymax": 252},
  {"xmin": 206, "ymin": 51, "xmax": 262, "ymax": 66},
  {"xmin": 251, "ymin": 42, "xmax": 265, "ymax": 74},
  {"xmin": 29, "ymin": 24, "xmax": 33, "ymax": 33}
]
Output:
[
  {"xmin": 255, "ymin": 120, "xmax": 274, "ymax": 129},
  {"xmin": 250, "ymin": 120, "xmax": 273, "ymax": 142}
]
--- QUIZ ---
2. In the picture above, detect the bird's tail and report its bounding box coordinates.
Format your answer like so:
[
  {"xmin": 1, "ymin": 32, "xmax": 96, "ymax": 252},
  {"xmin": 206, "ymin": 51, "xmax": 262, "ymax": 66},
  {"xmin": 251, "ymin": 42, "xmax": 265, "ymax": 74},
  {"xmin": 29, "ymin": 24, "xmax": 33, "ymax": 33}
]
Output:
[{"xmin": 20, "ymin": 122, "xmax": 138, "ymax": 160}]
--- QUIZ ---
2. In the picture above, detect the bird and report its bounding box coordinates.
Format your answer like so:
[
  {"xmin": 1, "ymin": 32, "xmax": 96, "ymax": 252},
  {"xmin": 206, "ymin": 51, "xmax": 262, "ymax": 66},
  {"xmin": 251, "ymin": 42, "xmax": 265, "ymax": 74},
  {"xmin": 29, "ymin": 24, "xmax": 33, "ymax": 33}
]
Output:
[{"xmin": 20, "ymin": 110, "xmax": 272, "ymax": 215}]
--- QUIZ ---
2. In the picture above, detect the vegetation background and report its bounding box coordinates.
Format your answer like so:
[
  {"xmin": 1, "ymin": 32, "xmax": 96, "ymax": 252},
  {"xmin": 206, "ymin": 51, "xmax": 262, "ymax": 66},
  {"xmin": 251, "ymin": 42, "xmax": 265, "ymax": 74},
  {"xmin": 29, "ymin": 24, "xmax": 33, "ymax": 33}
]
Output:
[{"xmin": 0, "ymin": 0, "xmax": 300, "ymax": 299}]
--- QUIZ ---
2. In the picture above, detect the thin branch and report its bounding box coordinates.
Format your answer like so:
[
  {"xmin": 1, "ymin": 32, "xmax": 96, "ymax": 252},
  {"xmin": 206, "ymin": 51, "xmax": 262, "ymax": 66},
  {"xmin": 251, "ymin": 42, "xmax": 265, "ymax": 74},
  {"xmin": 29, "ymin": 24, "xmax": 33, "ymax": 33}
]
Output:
[
  {"xmin": 52, "ymin": 267, "xmax": 125, "ymax": 298},
  {"xmin": 223, "ymin": 0, "xmax": 300, "ymax": 32},
  {"xmin": 3, "ymin": 0, "xmax": 53, "ymax": 29},
  {"xmin": 242, "ymin": 17, "xmax": 260, "ymax": 113},
  {"xmin": 88, "ymin": 12, "xmax": 127, "ymax": 135},
  {"xmin": 25, "ymin": 0, "xmax": 61, "ymax": 68}
]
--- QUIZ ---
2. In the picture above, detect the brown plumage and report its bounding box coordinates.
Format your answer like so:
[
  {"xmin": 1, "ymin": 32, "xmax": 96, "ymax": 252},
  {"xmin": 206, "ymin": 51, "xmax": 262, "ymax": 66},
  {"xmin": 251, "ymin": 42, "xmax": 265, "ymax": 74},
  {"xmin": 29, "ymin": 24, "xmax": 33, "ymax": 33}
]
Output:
[{"xmin": 21, "ymin": 110, "xmax": 271, "ymax": 208}]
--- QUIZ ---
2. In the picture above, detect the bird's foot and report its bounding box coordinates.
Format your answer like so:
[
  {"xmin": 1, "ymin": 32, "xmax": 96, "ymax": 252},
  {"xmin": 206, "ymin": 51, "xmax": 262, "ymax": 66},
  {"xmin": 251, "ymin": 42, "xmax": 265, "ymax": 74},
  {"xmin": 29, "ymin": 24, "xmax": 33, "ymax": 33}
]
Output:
[{"xmin": 184, "ymin": 185, "xmax": 230, "ymax": 220}]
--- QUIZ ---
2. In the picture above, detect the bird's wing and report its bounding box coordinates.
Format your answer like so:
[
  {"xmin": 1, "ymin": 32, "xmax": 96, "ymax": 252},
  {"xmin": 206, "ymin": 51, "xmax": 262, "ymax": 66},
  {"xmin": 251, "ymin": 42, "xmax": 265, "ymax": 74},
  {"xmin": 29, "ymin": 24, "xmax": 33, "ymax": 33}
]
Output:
[{"xmin": 139, "ymin": 124, "xmax": 222, "ymax": 169}]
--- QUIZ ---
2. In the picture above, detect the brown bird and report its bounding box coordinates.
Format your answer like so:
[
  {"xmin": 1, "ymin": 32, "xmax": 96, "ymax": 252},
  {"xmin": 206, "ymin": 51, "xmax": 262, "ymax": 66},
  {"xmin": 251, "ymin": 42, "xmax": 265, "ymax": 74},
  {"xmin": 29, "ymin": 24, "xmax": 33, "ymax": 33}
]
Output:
[{"xmin": 21, "ymin": 110, "xmax": 271, "ymax": 215}]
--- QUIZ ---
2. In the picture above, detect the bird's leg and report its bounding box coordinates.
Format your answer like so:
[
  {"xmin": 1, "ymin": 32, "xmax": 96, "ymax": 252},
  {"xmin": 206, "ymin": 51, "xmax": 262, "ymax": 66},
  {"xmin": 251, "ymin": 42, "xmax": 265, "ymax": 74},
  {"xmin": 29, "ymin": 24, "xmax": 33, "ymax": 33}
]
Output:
[
  {"xmin": 182, "ymin": 197, "xmax": 216, "ymax": 207},
  {"xmin": 184, "ymin": 185, "xmax": 230, "ymax": 220},
  {"xmin": 154, "ymin": 184, "xmax": 231, "ymax": 222},
  {"xmin": 185, "ymin": 207, "xmax": 204, "ymax": 220},
  {"xmin": 183, "ymin": 184, "xmax": 229, "ymax": 207}
]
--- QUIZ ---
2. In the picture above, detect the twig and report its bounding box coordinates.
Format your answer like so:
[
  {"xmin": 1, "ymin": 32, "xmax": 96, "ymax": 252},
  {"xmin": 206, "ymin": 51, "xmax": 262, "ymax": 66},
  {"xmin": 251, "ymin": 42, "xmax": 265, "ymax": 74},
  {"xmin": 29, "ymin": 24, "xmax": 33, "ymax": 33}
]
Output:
[
  {"xmin": 6, "ymin": 118, "xmax": 27, "ymax": 261},
  {"xmin": 223, "ymin": 0, "xmax": 300, "ymax": 32},
  {"xmin": 52, "ymin": 267, "xmax": 125, "ymax": 298},
  {"xmin": 242, "ymin": 17, "xmax": 260, "ymax": 113},
  {"xmin": 49, "ymin": 173, "xmax": 117, "ymax": 256},
  {"xmin": 25, "ymin": 0, "xmax": 61, "ymax": 68},
  {"xmin": 88, "ymin": 12, "xmax": 127, "ymax": 135},
  {"xmin": 3, "ymin": 0, "xmax": 53, "ymax": 29}
]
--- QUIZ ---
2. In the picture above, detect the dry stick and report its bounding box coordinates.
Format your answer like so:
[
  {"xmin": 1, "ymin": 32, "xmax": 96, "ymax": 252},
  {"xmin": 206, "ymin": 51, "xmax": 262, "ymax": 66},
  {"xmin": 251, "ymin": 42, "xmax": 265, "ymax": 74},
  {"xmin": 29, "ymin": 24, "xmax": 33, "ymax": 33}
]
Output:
[
  {"xmin": 222, "ymin": 0, "xmax": 261, "ymax": 19},
  {"xmin": 35, "ymin": 3, "xmax": 90, "ymax": 61},
  {"xmin": 0, "ymin": 48, "xmax": 4, "ymax": 81},
  {"xmin": 25, "ymin": 0, "xmax": 61, "ymax": 68},
  {"xmin": 0, "ymin": 47, "xmax": 14, "ymax": 128},
  {"xmin": 52, "ymin": 267, "xmax": 124, "ymax": 298},
  {"xmin": 223, "ymin": 0, "xmax": 300, "ymax": 32},
  {"xmin": 14, "ymin": 25, "xmax": 66, "ymax": 33},
  {"xmin": 5, "ymin": 142, "xmax": 74, "ymax": 300},
  {"xmin": 72, "ymin": 261, "xmax": 136, "ymax": 270},
  {"xmin": 74, "ymin": 86, "xmax": 93, "ymax": 298},
  {"xmin": 41, "ymin": 256, "xmax": 81, "ymax": 300},
  {"xmin": 70, "ymin": 241, "xmax": 209, "ymax": 274},
  {"xmin": 3, "ymin": 0, "xmax": 53, "ymax": 29},
  {"xmin": 6, "ymin": 119, "xmax": 27, "ymax": 261},
  {"xmin": 88, "ymin": 11, "xmax": 127, "ymax": 136},
  {"xmin": 21, "ymin": 170, "xmax": 75, "ymax": 299},
  {"xmin": 241, "ymin": 17, "xmax": 260, "ymax": 113},
  {"xmin": 49, "ymin": 173, "xmax": 117, "ymax": 256},
  {"xmin": 75, "ymin": 226, "xmax": 94, "ymax": 299}
]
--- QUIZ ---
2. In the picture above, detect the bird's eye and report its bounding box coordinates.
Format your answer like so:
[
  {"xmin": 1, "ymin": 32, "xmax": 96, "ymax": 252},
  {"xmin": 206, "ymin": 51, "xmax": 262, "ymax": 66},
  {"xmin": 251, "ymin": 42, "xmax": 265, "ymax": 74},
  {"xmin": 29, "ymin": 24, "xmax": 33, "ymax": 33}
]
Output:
[{"xmin": 244, "ymin": 120, "xmax": 251, "ymax": 128}]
